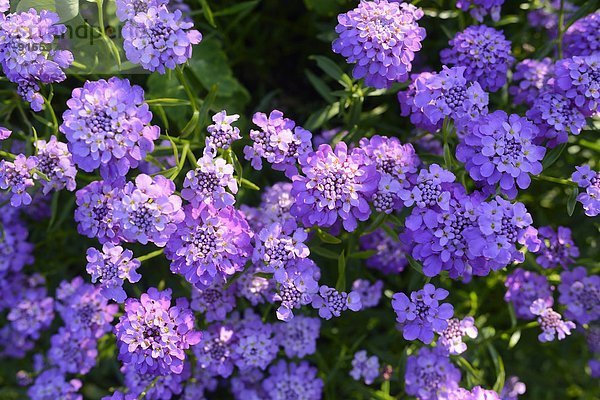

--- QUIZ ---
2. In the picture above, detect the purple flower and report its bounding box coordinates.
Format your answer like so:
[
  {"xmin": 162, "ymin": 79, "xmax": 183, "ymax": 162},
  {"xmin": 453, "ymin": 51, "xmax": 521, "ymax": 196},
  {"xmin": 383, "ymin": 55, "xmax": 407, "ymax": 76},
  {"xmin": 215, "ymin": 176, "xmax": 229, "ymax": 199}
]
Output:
[
  {"xmin": 32, "ymin": 136, "xmax": 77, "ymax": 194},
  {"xmin": 115, "ymin": 288, "xmax": 201, "ymax": 375},
  {"xmin": 571, "ymin": 165, "xmax": 600, "ymax": 217},
  {"xmin": 166, "ymin": 204, "xmax": 253, "ymax": 289},
  {"xmin": 0, "ymin": 10, "xmax": 73, "ymax": 111},
  {"xmin": 440, "ymin": 25, "xmax": 514, "ymax": 92},
  {"xmin": 190, "ymin": 283, "xmax": 237, "ymax": 322},
  {"xmin": 350, "ymin": 350, "xmax": 380, "ymax": 385},
  {"xmin": 558, "ymin": 266, "xmax": 599, "ymax": 325},
  {"xmin": 405, "ymin": 347, "xmax": 461, "ymax": 400},
  {"xmin": 86, "ymin": 243, "xmax": 142, "ymax": 303},
  {"xmin": 399, "ymin": 164, "xmax": 455, "ymax": 210},
  {"xmin": 352, "ymin": 279, "xmax": 383, "ymax": 308},
  {"xmin": 413, "ymin": 66, "xmax": 489, "ymax": 129},
  {"xmin": 242, "ymin": 182, "xmax": 296, "ymax": 232},
  {"xmin": 554, "ymin": 54, "xmax": 600, "ymax": 117},
  {"xmin": 526, "ymin": 92, "xmax": 586, "ymax": 147},
  {"xmin": 360, "ymin": 227, "xmax": 408, "ymax": 274},
  {"xmin": 0, "ymin": 212, "xmax": 34, "ymax": 278},
  {"xmin": 230, "ymin": 368, "xmax": 266, "ymax": 399},
  {"xmin": 48, "ymin": 327, "xmax": 98, "ymax": 375},
  {"xmin": 28, "ymin": 369, "xmax": 82, "ymax": 400},
  {"xmin": 116, "ymin": 0, "xmax": 167, "ymax": 21},
  {"xmin": 181, "ymin": 153, "xmax": 238, "ymax": 209},
  {"xmin": 0, "ymin": 154, "xmax": 36, "ymax": 206},
  {"xmin": 206, "ymin": 110, "xmax": 241, "ymax": 151},
  {"xmin": 274, "ymin": 316, "xmax": 320, "ymax": 358},
  {"xmin": 122, "ymin": 5, "xmax": 202, "ymax": 73},
  {"xmin": 311, "ymin": 285, "xmax": 362, "ymax": 320},
  {"xmin": 236, "ymin": 265, "xmax": 275, "ymax": 306},
  {"xmin": 505, "ymin": 268, "xmax": 554, "ymax": 319},
  {"xmin": 509, "ymin": 58, "xmax": 554, "ymax": 106},
  {"xmin": 470, "ymin": 387, "xmax": 501, "ymax": 399},
  {"xmin": 233, "ymin": 312, "xmax": 278, "ymax": 371},
  {"xmin": 193, "ymin": 324, "xmax": 237, "ymax": 377},
  {"xmin": 398, "ymin": 72, "xmax": 443, "ymax": 132},
  {"xmin": 6, "ymin": 279, "xmax": 54, "ymax": 343},
  {"xmin": 74, "ymin": 180, "xmax": 122, "ymax": 243},
  {"xmin": 563, "ymin": 11, "xmax": 600, "ymax": 58},
  {"xmin": 60, "ymin": 78, "xmax": 160, "ymax": 182},
  {"xmin": 0, "ymin": 0, "xmax": 8, "ymax": 13},
  {"xmin": 273, "ymin": 258, "xmax": 320, "ymax": 321},
  {"xmin": 438, "ymin": 316, "xmax": 478, "ymax": 355},
  {"xmin": 530, "ymin": 298, "xmax": 576, "ymax": 342},
  {"xmin": 332, "ymin": 0, "xmax": 425, "ymax": 89},
  {"xmin": 0, "ymin": 126, "xmax": 11, "ymax": 140},
  {"xmin": 456, "ymin": 0, "xmax": 504, "ymax": 22},
  {"xmin": 122, "ymin": 362, "xmax": 190, "ymax": 400},
  {"xmin": 252, "ymin": 222, "xmax": 309, "ymax": 282},
  {"xmin": 114, "ymin": 174, "xmax": 184, "ymax": 246},
  {"xmin": 262, "ymin": 360, "xmax": 323, "ymax": 400},
  {"xmin": 501, "ymin": 376, "xmax": 527, "ymax": 400},
  {"xmin": 391, "ymin": 283, "xmax": 454, "ymax": 343},
  {"xmin": 457, "ymin": 111, "xmax": 545, "ymax": 198},
  {"xmin": 534, "ymin": 226, "xmax": 579, "ymax": 269},
  {"xmin": 56, "ymin": 277, "xmax": 118, "ymax": 340},
  {"xmin": 292, "ymin": 142, "xmax": 379, "ymax": 231},
  {"xmin": 243, "ymin": 110, "xmax": 312, "ymax": 178},
  {"xmin": 528, "ymin": 0, "xmax": 576, "ymax": 33}
]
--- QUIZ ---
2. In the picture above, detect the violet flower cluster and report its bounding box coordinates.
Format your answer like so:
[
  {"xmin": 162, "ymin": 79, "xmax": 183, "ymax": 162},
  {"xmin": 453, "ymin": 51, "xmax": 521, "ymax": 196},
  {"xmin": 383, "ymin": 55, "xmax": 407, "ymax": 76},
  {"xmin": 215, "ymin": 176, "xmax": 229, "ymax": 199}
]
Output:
[
  {"xmin": 350, "ymin": 350, "xmax": 380, "ymax": 385},
  {"xmin": 505, "ymin": 268, "xmax": 554, "ymax": 319},
  {"xmin": 571, "ymin": 165, "xmax": 600, "ymax": 217},
  {"xmin": 558, "ymin": 267, "xmax": 600, "ymax": 325},
  {"xmin": 456, "ymin": 0, "xmax": 504, "ymax": 22},
  {"xmin": 534, "ymin": 226, "xmax": 579, "ymax": 269},
  {"xmin": 509, "ymin": 58, "xmax": 554, "ymax": 106}
]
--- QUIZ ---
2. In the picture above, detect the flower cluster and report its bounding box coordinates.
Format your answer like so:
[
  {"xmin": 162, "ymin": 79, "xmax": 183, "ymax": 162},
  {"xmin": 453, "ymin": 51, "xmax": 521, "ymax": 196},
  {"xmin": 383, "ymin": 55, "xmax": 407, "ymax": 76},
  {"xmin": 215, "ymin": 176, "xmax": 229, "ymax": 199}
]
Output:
[
  {"xmin": 86, "ymin": 243, "xmax": 141, "ymax": 303},
  {"xmin": 274, "ymin": 316, "xmax": 320, "ymax": 358},
  {"xmin": 534, "ymin": 226, "xmax": 579, "ymax": 269},
  {"xmin": 563, "ymin": 11, "xmax": 600, "ymax": 58},
  {"xmin": 332, "ymin": 0, "xmax": 426, "ymax": 88},
  {"xmin": 554, "ymin": 54, "xmax": 600, "ymax": 117},
  {"xmin": 33, "ymin": 136, "xmax": 77, "ymax": 194},
  {"xmin": 0, "ymin": 154, "xmax": 36, "ymax": 206},
  {"xmin": 530, "ymin": 299, "xmax": 576, "ymax": 342},
  {"xmin": 60, "ymin": 78, "xmax": 160, "ymax": 182},
  {"xmin": 181, "ymin": 152, "xmax": 238, "ymax": 209},
  {"xmin": 244, "ymin": 110, "xmax": 312, "ymax": 178},
  {"xmin": 456, "ymin": 111, "xmax": 545, "ymax": 198},
  {"xmin": 206, "ymin": 110, "xmax": 241, "ymax": 151},
  {"xmin": 558, "ymin": 267, "xmax": 600, "ymax": 325},
  {"xmin": 118, "ymin": 1, "xmax": 202, "ymax": 73},
  {"xmin": 311, "ymin": 285, "xmax": 362, "ymax": 320},
  {"xmin": 456, "ymin": 0, "xmax": 504, "ymax": 22},
  {"xmin": 571, "ymin": 165, "xmax": 600, "ymax": 217},
  {"xmin": 352, "ymin": 279, "xmax": 383, "ymax": 308},
  {"xmin": 114, "ymin": 288, "xmax": 200, "ymax": 375},
  {"xmin": 509, "ymin": 58, "xmax": 554, "ymax": 106},
  {"xmin": 404, "ymin": 347, "xmax": 461, "ymax": 399},
  {"xmin": 398, "ymin": 72, "xmax": 443, "ymax": 132},
  {"xmin": 360, "ymin": 227, "xmax": 409, "ymax": 274},
  {"xmin": 74, "ymin": 181, "xmax": 122, "ymax": 243},
  {"xmin": 350, "ymin": 350, "xmax": 380, "ymax": 385},
  {"xmin": 273, "ymin": 258, "xmax": 320, "ymax": 321},
  {"xmin": 413, "ymin": 66, "xmax": 489, "ymax": 129},
  {"xmin": 441, "ymin": 25, "xmax": 513, "ymax": 92},
  {"xmin": 291, "ymin": 142, "xmax": 379, "ymax": 232},
  {"xmin": 191, "ymin": 283, "xmax": 237, "ymax": 322},
  {"xmin": 392, "ymin": 284, "xmax": 454, "ymax": 343},
  {"xmin": 0, "ymin": 9, "xmax": 73, "ymax": 111},
  {"xmin": 262, "ymin": 360, "xmax": 323, "ymax": 400},
  {"xmin": 505, "ymin": 268, "xmax": 554, "ymax": 319},
  {"xmin": 438, "ymin": 316, "xmax": 478, "ymax": 355}
]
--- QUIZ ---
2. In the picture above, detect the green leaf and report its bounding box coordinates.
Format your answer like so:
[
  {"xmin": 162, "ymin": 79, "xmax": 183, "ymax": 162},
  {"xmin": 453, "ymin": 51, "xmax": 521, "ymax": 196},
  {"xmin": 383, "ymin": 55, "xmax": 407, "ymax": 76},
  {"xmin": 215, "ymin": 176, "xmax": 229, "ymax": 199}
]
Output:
[
  {"xmin": 406, "ymin": 255, "xmax": 424, "ymax": 274},
  {"xmin": 304, "ymin": 103, "xmax": 340, "ymax": 131},
  {"xmin": 567, "ymin": 187, "xmax": 579, "ymax": 216},
  {"xmin": 240, "ymin": 178, "xmax": 260, "ymax": 191},
  {"xmin": 310, "ymin": 55, "xmax": 345, "ymax": 83},
  {"xmin": 564, "ymin": 0, "xmax": 599, "ymax": 30},
  {"xmin": 146, "ymin": 98, "xmax": 191, "ymax": 107},
  {"xmin": 305, "ymin": 69, "xmax": 336, "ymax": 103},
  {"xmin": 316, "ymin": 228, "xmax": 342, "ymax": 244},
  {"xmin": 487, "ymin": 343, "xmax": 506, "ymax": 394},
  {"xmin": 443, "ymin": 142, "xmax": 454, "ymax": 169},
  {"xmin": 508, "ymin": 330, "xmax": 521, "ymax": 349},
  {"xmin": 16, "ymin": 0, "xmax": 79, "ymax": 22},
  {"xmin": 198, "ymin": 0, "xmax": 216, "ymax": 27},
  {"xmin": 336, "ymin": 250, "xmax": 346, "ymax": 291},
  {"xmin": 311, "ymin": 246, "xmax": 340, "ymax": 260},
  {"xmin": 542, "ymin": 142, "xmax": 568, "ymax": 169},
  {"xmin": 303, "ymin": 0, "xmax": 342, "ymax": 16}
]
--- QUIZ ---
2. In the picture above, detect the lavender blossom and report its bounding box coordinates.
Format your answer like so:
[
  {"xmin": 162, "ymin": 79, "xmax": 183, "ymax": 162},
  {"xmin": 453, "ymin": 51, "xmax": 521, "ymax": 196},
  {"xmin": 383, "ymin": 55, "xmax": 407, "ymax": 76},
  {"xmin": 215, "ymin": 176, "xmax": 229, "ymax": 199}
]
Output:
[
  {"xmin": 74, "ymin": 180, "xmax": 122, "ymax": 243},
  {"xmin": 273, "ymin": 258, "xmax": 320, "ymax": 321},
  {"xmin": 242, "ymin": 182, "xmax": 296, "ymax": 232},
  {"xmin": 405, "ymin": 347, "xmax": 461, "ymax": 400},
  {"xmin": 181, "ymin": 153, "xmax": 238, "ymax": 209},
  {"xmin": 392, "ymin": 284, "xmax": 454, "ymax": 343},
  {"xmin": 206, "ymin": 110, "xmax": 242, "ymax": 151},
  {"xmin": 233, "ymin": 312, "xmax": 278, "ymax": 371},
  {"xmin": 350, "ymin": 350, "xmax": 380, "ymax": 385},
  {"xmin": 311, "ymin": 285, "xmax": 362, "ymax": 320},
  {"xmin": 563, "ymin": 11, "xmax": 600, "ymax": 58},
  {"xmin": 509, "ymin": 58, "xmax": 554, "ymax": 106},
  {"xmin": 193, "ymin": 324, "xmax": 237, "ymax": 377},
  {"xmin": 191, "ymin": 283, "xmax": 237, "ymax": 322},
  {"xmin": 571, "ymin": 165, "xmax": 600, "ymax": 217},
  {"xmin": 398, "ymin": 72, "xmax": 443, "ymax": 132},
  {"xmin": 28, "ymin": 369, "xmax": 82, "ymax": 400},
  {"xmin": 262, "ymin": 360, "xmax": 323, "ymax": 400},
  {"xmin": 456, "ymin": 0, "xmax": 504, "ymax": 22},
  {"xmin": 554, "ymin": 54, "xmax": 600, "ymax": 117},
  {"xmin": 501, "ymin": 376, "xmax": 527, "ymax": 400},
  {"xmin": 505, "ymin": 268, "xmax": 554, "ymax": 319},
  {"xmin": 32, "ymin": 136, "xmax": 77, "ymax": 194},
  {"xmin": 116, "ymin": 0, "xmax": 167, "ymax": 21},
  {"xmin": 332, "ymin": 0, "xmax": 426, "ymax": 88},
  {"xmin": 48, "ymin": 327, "xmax": 98, "ymax": 375},
  {"xmin": 352, "ymin": 279, "xmax": 383, "ymax": 308},
  {"xmin": 0, "ymin": 126, "xmax": 11, "ymax": 140},
  {"xmin": 360, "ymin": 227, "xmax": 408, "ymax": 274},
  {"xmin": 399, "ymin": 164, "xmax": 455, "ymax": 211},
  {"xmin": 558, "ymin": 266, "xmax": 599, "ymax": 325},
  {"xmin": 526, "ymin": 92, "xmax": 586, "ymax": 147},
  {"xmin": 0, "ymin": 212, "xmax": 34, "ymax": 277},
  {"xmin": 534, "ymin": 226, "xmax": 579, "ymax": 269},
  {"xmin": 438, "ymin": 316, "xmax": 478, "ymax": 355},
  {"xmin": 0, "ymin": 154, "xmax": 36, "ymax": 206},
  {"xmin": 274, "ymin": 316, "xmax": 320, "ymax": 358},
  {"xmin": 530, "ymin": 299, "xmax": 575, "ymax": 342}
]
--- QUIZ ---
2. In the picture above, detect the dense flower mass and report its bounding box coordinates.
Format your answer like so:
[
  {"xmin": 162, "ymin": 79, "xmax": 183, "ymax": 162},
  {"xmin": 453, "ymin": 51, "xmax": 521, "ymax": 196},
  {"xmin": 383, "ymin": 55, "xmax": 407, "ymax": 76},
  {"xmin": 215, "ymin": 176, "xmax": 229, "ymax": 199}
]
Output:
[
  {"xmin": 526, "ymin": 92, "xmax": 586, "ymax": 147},
  {"xmin": 33, "ymin": 136, "xmax": 77, "ymax": 194},
  {"xmin": 441, "ymin": 25, "xmax": 513, "ymax": 92},
  {"xmin": 122, "ymin": 5, "xmax": 202, "ymax": 73},
  {"xmin": 571, "ymin": 165, "xmax": 600, "ymax": 217},
  {"xmin": 291, "ymin": 142, "xmax": 379, "ymax": 232},
  {"xmin": 563, "ymin": 11, "xmax": 600, "ymax": 58},
  {"xmin": 114, "ymin": 288, "xmax": 200, "ymax": 375},
  {"xmin": 206, "ymin": 110, "xmax": 241, "ymax": 151},
  {"xmin": 456, "ymin": 0, "xmax": 504, "ymax": 22},
  {"xmin": 60, "ymin": 78, "xmax": 160, "ymax": 182},
  {"xmin": 74, "ymin": 180, "xmax": 122, "ymax": 243},
  {"xmin": 398, "ymin": 72, "xmax": 443, "ymax": 132},
  {"xmin": 262, "ymin": 360, "xmax": 323, "ymax": 400},
  {"xmin": 311, "ymin": 285, "xmax": 362, "ymax": 320},
  {"xmin": 244, "ymin": 110, "xmax": 312, "ymax": 178},
  {"xmin": 86, "ymin": 243, "xmax": 141, "ymax": 303},
  {"xmin": 274, "ymin": 316, "xmax": 320, "ymax": 358},
  {"xmin": 505, "ymin": 268, "xmax": 554, "ymax": 319},
  {"xmin": 530, "ymin": 299, "xmax": 576, "ymax": 342},
  {"xmin": 332, "ymin": 0, "xmax": 426, "ymax": 88},
  {"xmin": 534, "ymin": 226, "xmax": 579, "ymax": 269},
  {"xmin": 558, "ymin": 267, "xmax": 600, "ymax": 325},
  {"xmin": 509, "ymin": 58, "xmax": 554, "ymax": 106},
  {"xmin": 191, "ymin": 283, "xmax": 237, "ymax": 322},
  {"xmin": 413, "ymin": 66, "xmax": 489, "ymax": 129},
  {"xmin": 166, "ymin": 205, "xmax": 253, "ymax": 289},
  {"xmin": 181, "ymin": 153, "xmax": 238, "ymax": 209},
  {"xmin": 0, "ymin": 9, "xmax": 73, "ymax": 111},
  {"xmin": 438, "ymin": 316, "xmax": 478, "ymax": 355},
  {"xmin": 0, "ymin": 154, "xmax": 36, "ymax": 206},
  {"xmin": 457, "ymin": 111, "xmax": 545, "ymax": 198},
  {"xmin": 28, "ymin": 369, "xmax": 82, "ymax": 400},
  {"xmin": 350, "ymin": 350, "xmax": 380, "ymax": 385},
  {"xmin": 360, "ymin": 227, "xmax": 409, "ymax": 274},
  {"xmin": 554, "ymin": 54, "xmax": 600, "ymax": 117},
  {"xmin": 405, "ymin": 347, "xmax": 461, "ymax": 399},
  {"xmin": 392, "ymin": 284, "xmax": 454, "ymax": 343}
]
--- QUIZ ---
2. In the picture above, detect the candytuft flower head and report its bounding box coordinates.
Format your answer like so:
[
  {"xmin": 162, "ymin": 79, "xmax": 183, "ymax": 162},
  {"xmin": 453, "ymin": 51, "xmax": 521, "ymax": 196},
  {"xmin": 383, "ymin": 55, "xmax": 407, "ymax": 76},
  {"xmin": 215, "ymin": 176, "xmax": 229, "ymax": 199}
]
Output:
[
  {"xmin": 115, "ymin": 287, "xmax": 201, "ymax": 375},
  {"xmin": 291, "ymin": 142, "xmax": 380, "ymax": 232},
  {"xmin": 60, "ymin": 77, "xmax": 160, "ymax": 182},
  {"xmin": 413, "ymin": 66, "xmax": 489, "ymax": 129},
  {"xmin": 350, "ymin": 350, "xmax": 380, "ymax": 385},
  {"xmin": 166, "ymin": 205, "xmax": 253, "ymax": 290},
  {"xmin": 0, "ymin": 9, "xmax": 73, "ymax": 111},
  {"xmin": 405, "ymin": 347, "xmax": 461, "ymax": 399},
  {"xmin": 562, "ymin": 11, "xmax": 600, "ymax": 58},
  {"xmin": 74, "ymin": 180, "xmax": 122, "ymax": 244},
  {"xmin": 86, "ymin": 243, "xmax": 141, "ymax": 303},
  {"xmin": 456, "ymin": 111, "xmax": 545, "ymax": 198},
  {"xmin": 441, "ymin": 25, "xmax": 514, "ymax": 92},
  {"xmin": 534, "ymin": 226, "xmax": 579, "ymax": 269},
  {"xmin": 505, "ymin": 268, "xmax": 554, "ymax": 319},
  {"xmin": 311, "ymin": 285, "xmax": 362, "ymax": 320},
  {"xmin": 392, "ymin": 283, "xmax": 454, "ymax": 343},
  {"xmin": 28, "ymin": 369, "xmax": 82, "ymax": 400},
  {"xmin": 554, "ymin": 54, "xmax": 600, "ymax": 117},
  {"xmin": 191, "ymin": 283, "xmax": 237, "ymax": 322},
  {"xmin": 193, "ymin": 324, "xmax": 237, "ymax": 378},
  {"xmin": 48, "ymin": 327, "xmax": 98, "ymax": 375},
  {"xmin": 244, "ymin": 110, "xmax": 312, "ymax": 178},
  {"xmin": 273, "ymin": 258, "xmax": 320, "ymax": 321},
  {"xmin": 571, "ymin": 165, "xmax": 600, "ymax": 217},
  {"xmin": 122, "ymin": 5, "xmax": 202, "ymax": 73},
  {"xmin": 181, "ymin": 152, "xmax": 238, "ymax": 209},
  {"xmin": 398, "ymin": 72, "xmax": 443, "ymax": 132},
  {"xmin": 558, "ymin": 266, "xmax": 600, "ymax": 325},
  {"xmin": 509, "ymin": 58, "xmax": 554, "ymax": 106},
  {"xmin": 0, "ymin": 154, "xmax": 36, "ymax": 207},
  {"xmin": 116, "ymin": 0, "xmax": 168, "ymax": 21},
  {"xmin": 438, "ymin": 316, "xmax": 478, "ymax": 355},
  {"xmin": 274, "ymin": 316, "xmax": 321, "ymax": 358},
  {"xmin": 32, "ymin": 136, "xmax": 77, "ymax": 195},
  {"xmin": 262, "ymin": 360, "xmax": 324, "ymax": 400},
  {"xmin": 206, "ymin": 110, "xmax": 242, "ymax": 151},
  {"xmin": 456, "ymin": 0, "xmax": 504, "ymax": 22},
  {"xmin": 332, "ymin": 0, "xmax": 426, "ymax": 88},
  {"xmin": 530, "ymin": 299, "xmax": 575, "ymax": 342}
]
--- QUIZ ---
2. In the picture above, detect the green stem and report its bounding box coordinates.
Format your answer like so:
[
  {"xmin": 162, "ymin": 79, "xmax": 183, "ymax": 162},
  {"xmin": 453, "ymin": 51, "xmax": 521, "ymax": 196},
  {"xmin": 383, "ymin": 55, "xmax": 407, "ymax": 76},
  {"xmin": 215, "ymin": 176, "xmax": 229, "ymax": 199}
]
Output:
[
  {"xmin": 176, "ymin": 66, "xmax": 199, "ymax": 110},
  {"xmin": 532, "ymin": 174, "xmax": 577, "ymax": 187},
  {"xmin": 43, "ymin": 96, "xmax": 58, "ymax": 134},
  {"xmin": 556, "ymin": 0, "xmax": 565, "ymax": 59},
  {"xmin": 0, "ymin": 151, "xmax": 16, "ymax": 160},
  {"xmin": 137, "ymin": 248, "xmax": 164, "ymax": 263},
  {"xmin": 137, "ymin": 376, "xmax": 160, "ymax": 400},
  {"xmin": 94, "ymin": 1, "xmax": 121, "ymax": 67}
]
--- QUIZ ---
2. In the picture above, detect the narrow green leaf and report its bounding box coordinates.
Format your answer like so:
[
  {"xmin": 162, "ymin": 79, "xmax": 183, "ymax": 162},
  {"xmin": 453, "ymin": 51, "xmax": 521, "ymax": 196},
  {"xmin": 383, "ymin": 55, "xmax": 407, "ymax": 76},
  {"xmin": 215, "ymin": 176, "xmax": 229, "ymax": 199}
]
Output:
[
  {"xmin": 305, "ymin": 69, "xmax": 336, "ymax": 103},
  {"xmin": 487, "ymin": 343, "xmax": 506, "ymax": 394},
  {"xmin": 443, "ymin": 142, "xmax": 454, "ymax": 169},
  {"xmin": 240, "ymin": 178, "xmax": 260, "ymax": 191},
  {"xmin": 347, "ymin": 250, "xmax": 377, "ymax": 259},
  {"xmin": 316, "ymin": 228, "xmax": 342, "ymax": 244},
  {"xmin": 146, "ymin": 98, "xmax": 191, "ymax": 107},
  {"xmin": 567, "ymin": 187, "xmax": 579, "ymax": 216},
  {"xmin": 336, "ymin": 250, "xmax": 346, "ymax": 291},
  {"xmin": 310, "ymin": 55, "xmax": 345, "ymax": 83},
  {"xmin": 199, "ymin": 0, "xmax": 216, "ymax": 27},
  {"xmin": 212, "ymin": 0, "xmax": 259, "ymax": 17},
  {"xmin": 508, "ymin": 330, "xmax": 521, "ymax": 349},
  {"xmin": 542, "ymin": 142, "xmax": 567, "ymax": 169},
  {"xmin": 406, "ymin": 255, "xmax": 424, "ymax": 274}
]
